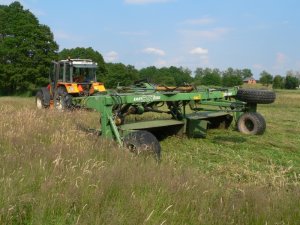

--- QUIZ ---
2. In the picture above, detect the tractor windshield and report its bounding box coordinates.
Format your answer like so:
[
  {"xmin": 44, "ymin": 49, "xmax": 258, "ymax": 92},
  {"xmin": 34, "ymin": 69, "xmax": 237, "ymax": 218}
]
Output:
[{"xmin": 72, "ymin": 67, "xmax": 97, "ymax": 83}]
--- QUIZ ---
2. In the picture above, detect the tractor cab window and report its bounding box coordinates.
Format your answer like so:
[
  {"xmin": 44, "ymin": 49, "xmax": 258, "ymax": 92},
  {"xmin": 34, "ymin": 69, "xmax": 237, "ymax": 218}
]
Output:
[
  {"xmin": 73, "ymin": 67, "xmax": 96, "ymax": 83},
  {"xmin": 85, "ymin": 68, "xmax": 97, "ymax": 82},
  {"xmin": 65, "ymin": 64, "xmax": 71, "ymax": 82},
  {"xmin": 58, "ymin": 63, "xmax": 64, "ymax": 81}
]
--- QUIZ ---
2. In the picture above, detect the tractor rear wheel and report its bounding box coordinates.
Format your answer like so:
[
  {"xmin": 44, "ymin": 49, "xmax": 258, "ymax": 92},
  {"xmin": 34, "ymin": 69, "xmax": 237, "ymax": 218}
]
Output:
[
  {"xmin": 123, "ymin": 130, "xmax": 161, "ymax": 161},
  {"xmin": 54, "ymin": 86, "xmax": 73, "ymax": 111},
  {"xmin": 237, "ymin": 112, "xmax": 266, "ymax": 135},
  {"xmin": 236, "ymin": 89, "xmax": 276, "ymax": 104}
]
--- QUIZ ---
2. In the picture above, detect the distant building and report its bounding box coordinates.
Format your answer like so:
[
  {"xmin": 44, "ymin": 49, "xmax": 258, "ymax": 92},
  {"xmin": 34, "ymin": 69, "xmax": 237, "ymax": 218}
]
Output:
[{"xmin": 243, "ymin": 77, "xmax": 257, "ymax": 84}]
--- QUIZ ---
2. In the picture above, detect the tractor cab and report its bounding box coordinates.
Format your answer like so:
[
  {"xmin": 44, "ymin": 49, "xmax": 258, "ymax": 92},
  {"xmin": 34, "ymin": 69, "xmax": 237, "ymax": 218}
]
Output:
[
  {"xmin": 49, "ymin": 59, "xmax": 105, "ymax": 96},
  {"xmin": 36, "ymin": 59, "xmax": 106, "ymax": 110}
]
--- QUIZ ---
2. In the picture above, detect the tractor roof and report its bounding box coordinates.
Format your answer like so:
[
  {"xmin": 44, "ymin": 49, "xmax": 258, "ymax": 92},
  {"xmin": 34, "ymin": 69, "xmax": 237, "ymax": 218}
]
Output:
[{"xmin": 59, "ymin": 59, "xmax": 98, "ymax": 68}]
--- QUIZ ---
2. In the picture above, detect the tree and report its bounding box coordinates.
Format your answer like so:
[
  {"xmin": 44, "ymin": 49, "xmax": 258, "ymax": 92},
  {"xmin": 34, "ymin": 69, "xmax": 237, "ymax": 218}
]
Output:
[
  {"xmin": 285, "ymin": 75, "xmax": 299, "ymax": 89},
  {"xmin": 201, "ymin": 68, "xmax": 222, "ymax": 86},
  {"xmin": 168, "ymin": 66, "xmax": 193, "ymax": 86},
  {"xmin": 272, "ymin": 75, "xmax": 284, "ymax": 89},
  {"xmin": 286, "ymin": 70, "xmax": 300, "ymax": 80},
  {"xmin": 139, "ymin": 66, "xmax": 158, "ymax": 82},
  {"xmin": 241, "ymin": 68, "xmax": 253, "ymax": 79},
  {"xmin": 194, "ymin": 68, "xmax": 205, "ymax": 85},
  {"xmin": 222, "ymin": 68, "xmax": 243, "ymax": 87},
  {"xmin": 103, "ymin": 63, "xmax": 139, "ymax": 88},
  {"xmin": 259, "ymin": 71, "xmax": 273, "ymax": 86},
  {"xmin": 140, "ymin": 66, "xmax": 175, "ymax": 85},
  {"xmin": 0, "ymin": 1, "xmax": 58, "ymax": 95},
  {"xmin": 59, "ymin": 47, "xmax": 106, "ymax": 82},
  {"xmin": 139, "ymin": 66, "xmax": 192, "ymax": 86},
  {"xmin": 156, "ymin": 67, "xmax": 176, "ymax": 85}
]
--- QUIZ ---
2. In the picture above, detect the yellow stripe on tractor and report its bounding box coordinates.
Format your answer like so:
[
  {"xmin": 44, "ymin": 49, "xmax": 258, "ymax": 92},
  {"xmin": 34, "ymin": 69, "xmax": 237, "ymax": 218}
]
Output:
[
  {"xmin": 93, "ymin": 82, "xmax": 106, "ymax": 92},
  {"xmin": 64, "ymin": 83, "xmax": 80, "ymax": 93}
]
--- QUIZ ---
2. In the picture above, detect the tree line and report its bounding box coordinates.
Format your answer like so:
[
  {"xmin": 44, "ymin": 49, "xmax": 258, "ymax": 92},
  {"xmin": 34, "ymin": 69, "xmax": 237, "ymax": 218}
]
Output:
[
  {"xmin": 59, "ymin": 48, "xmax": 300, "ymax": 90},
  {"xmin": 0, "ymin": 2, "xmax": 299, "ymax": 95},
  {"xmin": 259, "ymin": 70, "xmax": 300, "ymax": 89}
]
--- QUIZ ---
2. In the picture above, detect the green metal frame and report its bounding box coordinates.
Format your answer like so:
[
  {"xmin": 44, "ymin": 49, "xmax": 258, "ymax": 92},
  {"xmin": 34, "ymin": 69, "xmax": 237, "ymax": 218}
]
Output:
[{"xmin": 76, "ymin": 83, "xmax": 257, "ymax": 145}]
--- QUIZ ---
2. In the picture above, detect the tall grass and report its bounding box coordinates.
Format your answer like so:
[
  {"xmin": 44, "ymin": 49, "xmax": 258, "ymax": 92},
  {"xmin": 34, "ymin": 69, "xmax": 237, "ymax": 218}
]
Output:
[{"xmin": 0, "ymin": 91, "xmax": 300, "ymax": 224}]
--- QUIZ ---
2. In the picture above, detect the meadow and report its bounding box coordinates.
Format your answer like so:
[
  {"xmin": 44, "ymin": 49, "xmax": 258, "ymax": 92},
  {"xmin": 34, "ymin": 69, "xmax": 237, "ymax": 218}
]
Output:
[{"xmin": 0, "ymin": 89, "xmax": 300, "ymax": 225}]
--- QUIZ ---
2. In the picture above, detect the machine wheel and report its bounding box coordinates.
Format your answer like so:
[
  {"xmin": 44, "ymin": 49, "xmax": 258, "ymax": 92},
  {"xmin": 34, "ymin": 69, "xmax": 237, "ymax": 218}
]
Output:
[
  {"xmin": 54, "ymin": 86, "xmax": 73, "ymax": 111},
  {"xmin": 36, "ymin": 90, "xmax": 48, "ymax": 109},
  {"xmin": 236, "ymin": 89, "xmax": 276, "ymax": 104},
  {"xmin": 123, "ymin": 130, "xmax": 161, "ymax": 161},
  {"xmin": 237, "ymin": 112, "xmax": 266, "ymax": 135}
]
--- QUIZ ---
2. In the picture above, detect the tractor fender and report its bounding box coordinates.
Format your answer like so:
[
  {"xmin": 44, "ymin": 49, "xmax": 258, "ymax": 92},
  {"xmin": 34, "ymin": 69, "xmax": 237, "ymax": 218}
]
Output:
[{"xmin": 41, "ymin": 87, "xmax": 51, "ymax": 106}]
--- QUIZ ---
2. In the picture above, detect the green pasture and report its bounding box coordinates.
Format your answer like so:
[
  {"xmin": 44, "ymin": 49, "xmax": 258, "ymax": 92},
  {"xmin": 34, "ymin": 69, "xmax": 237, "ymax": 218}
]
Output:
[{"xmin": 0, "ymin": 89, "xmax": 300, "ymax": 224}]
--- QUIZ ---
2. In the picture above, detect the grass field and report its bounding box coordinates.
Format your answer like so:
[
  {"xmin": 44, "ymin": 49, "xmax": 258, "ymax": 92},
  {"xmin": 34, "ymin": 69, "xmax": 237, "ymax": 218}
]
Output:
[{"xmin": 1, "ymin": 89, "xmax": 300, "ymax": 224}]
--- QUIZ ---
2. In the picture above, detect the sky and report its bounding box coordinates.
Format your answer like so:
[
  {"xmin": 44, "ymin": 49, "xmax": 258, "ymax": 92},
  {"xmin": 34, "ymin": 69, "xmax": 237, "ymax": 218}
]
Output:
[{"xmin": 1, "ymin": 0, "xmax": 300, "ymax": 78}]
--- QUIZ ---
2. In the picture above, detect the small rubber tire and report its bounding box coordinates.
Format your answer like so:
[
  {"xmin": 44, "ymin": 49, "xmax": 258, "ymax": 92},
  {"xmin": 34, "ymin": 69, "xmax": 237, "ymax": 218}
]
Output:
[
  {"xmin": 54, "ymin": 86, "xmax": 73, "ymax": 111},
  {"xmin": 237, "ymin": 112, "xmax": 266, "ymax": 135},
  {"xmin": 36, "ymin": 90, "xmax": 48, "ymax": 109},
  {"xmin": 123, "ymin": 130, "xmax": 161, "ymax": 161},
  {"xmin": 236, "ymin": 89, "xmax": 276, "ymax": 104}
]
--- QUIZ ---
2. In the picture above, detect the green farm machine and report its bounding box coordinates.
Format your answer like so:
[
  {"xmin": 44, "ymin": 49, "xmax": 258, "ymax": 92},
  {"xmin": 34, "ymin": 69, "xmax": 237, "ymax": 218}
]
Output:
[{"xmin": 76, "ymin": 81, "xmax": 276, "ymax": 159}]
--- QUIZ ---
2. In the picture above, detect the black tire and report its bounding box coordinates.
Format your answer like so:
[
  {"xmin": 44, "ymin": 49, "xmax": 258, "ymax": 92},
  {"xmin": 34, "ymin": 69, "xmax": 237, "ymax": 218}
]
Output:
[
  {"xmin": 236, "ymin": 89, "xmax": 276, "ymax": 104},
  {"xmin": 237, "ymin": 112, "xmax": 266, "ymax": 135},
  {"xmin": 54, "ymin": 86, "xmax": 73, "ymax": 111},
  {"xmin": 123, "ymin": 130, "xmax": 161, "ymax": 160},
  {"xmin": 36, "ymin": 90, "xmax": 48, "ymax": 109}
]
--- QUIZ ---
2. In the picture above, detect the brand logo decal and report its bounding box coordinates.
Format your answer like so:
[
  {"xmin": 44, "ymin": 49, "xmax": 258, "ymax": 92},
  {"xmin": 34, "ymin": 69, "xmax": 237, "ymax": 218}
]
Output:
[{"xmin": 133, "ymin": 95, "xmax": 161, "ymax": 102}]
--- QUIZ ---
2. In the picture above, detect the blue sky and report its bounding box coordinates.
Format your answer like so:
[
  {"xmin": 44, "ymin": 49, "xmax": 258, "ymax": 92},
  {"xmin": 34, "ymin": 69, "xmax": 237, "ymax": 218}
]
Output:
[{"xmin": 1, "ymin": 0, "xmax": 300, "ymax": 78}]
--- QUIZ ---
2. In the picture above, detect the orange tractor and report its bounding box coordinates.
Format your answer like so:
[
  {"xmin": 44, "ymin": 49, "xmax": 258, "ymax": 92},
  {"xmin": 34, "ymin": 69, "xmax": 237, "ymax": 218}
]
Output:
[{"xmin": 36, "ymin": 59, "xmax": 106, "ymax": 110}]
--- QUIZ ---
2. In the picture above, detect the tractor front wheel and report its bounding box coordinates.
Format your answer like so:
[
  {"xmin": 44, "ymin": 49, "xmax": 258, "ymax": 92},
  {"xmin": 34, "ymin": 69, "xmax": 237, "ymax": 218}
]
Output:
[
  {"xmin": 54, "ymin": 86, "xmax": 73, "ymax": 111},
  {"xmin": 123, "ymin": 130, "xmax": 161, "ymax": 161},
  {"xmin": 237, "ymin": 112, "xmax": 266, "ymax": 135},
  {"xmin": 36, "ymin": 90, "xmax": 48, "ymax": 109}
]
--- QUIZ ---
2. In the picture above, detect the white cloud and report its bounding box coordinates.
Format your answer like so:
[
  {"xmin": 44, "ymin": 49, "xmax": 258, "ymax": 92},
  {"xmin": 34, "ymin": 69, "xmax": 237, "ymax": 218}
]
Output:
[
  {"xmin": 104, "ymin": 51, "xmax": 119, "ymax": 62},
  {"xmin": 143, "ymin": 47, "xmax": 165, "ymax": 56},
  {"xmin": 124, "ymin": 0, "xmax": 172, "ymax": 4},
  {"xmin": 189, "ymin": 48, "xmax": 209, "ymax": 65},
  {"xmin": 189, "ymin": 47, "xmax": 208, "ymax": 55},
  {"xmin": 182, "ymin": 17, "xmax": 215, "ymax": 25}
]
